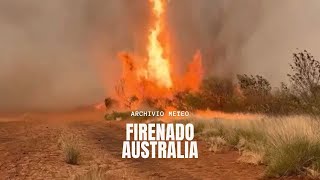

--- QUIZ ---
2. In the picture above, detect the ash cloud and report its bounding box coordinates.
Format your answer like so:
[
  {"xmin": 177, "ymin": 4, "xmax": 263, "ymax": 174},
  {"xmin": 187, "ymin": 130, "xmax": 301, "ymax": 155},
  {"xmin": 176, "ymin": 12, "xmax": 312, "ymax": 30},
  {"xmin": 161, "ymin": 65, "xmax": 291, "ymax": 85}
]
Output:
[{"xmin": 0, "ymin": 0, "xmax": 320, "ymax": 111}]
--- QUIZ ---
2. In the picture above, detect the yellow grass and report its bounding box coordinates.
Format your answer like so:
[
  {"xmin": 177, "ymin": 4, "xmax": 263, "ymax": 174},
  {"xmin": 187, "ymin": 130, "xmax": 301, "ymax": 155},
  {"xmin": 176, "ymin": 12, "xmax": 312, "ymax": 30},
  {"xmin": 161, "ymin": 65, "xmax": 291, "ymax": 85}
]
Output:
[
  {"xmin": 73, "ymin": 167, "xmax": 135, "ymax": 180},
  {"xmin": 58, "ymin": 131, "xmax": 81, "ymax": 165},
  {"xmin": 188, "ymin": 113, "xmax": 320, "ymax": 177}
]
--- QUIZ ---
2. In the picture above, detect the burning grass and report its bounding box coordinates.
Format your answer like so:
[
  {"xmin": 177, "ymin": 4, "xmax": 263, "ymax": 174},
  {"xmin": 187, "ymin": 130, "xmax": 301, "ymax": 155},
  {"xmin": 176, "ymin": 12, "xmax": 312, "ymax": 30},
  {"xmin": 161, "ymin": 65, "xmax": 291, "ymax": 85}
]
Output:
[{"xmin": 186, "ymin": 115, "xmax": 320, "ymax": 178}]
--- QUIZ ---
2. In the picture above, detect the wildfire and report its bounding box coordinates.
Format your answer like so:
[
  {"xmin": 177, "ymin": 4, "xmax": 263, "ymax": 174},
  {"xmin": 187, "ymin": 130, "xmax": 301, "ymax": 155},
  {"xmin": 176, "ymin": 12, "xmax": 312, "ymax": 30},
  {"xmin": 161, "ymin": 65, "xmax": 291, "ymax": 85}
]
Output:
[
  {"xmin": 100, "ymin": 0, "xmax": 204, "ymax": 110},
  {"xmin": 145, "ymin": 0, "xmax": 172, "ymax": 88}
]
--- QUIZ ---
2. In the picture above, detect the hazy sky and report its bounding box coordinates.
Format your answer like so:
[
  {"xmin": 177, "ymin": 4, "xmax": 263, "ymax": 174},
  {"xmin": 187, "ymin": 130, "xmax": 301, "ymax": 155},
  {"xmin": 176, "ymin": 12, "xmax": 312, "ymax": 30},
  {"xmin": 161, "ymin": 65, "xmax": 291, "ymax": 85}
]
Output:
[{"xmin": 0, "ymin": 0, "xmax": 319, "ymax": 111}]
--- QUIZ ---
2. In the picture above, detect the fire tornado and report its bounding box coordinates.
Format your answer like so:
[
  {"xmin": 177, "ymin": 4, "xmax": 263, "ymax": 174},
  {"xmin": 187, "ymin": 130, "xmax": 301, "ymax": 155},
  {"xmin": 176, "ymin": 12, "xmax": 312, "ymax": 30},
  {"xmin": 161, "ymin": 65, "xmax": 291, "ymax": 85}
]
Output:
[
  {"xmin": 146, "ymin": 0, "xmax": 173, "ymax": 88},
  {"xmin": 110, "ymin": 0, "xmax": 203, "ymax": 109}
]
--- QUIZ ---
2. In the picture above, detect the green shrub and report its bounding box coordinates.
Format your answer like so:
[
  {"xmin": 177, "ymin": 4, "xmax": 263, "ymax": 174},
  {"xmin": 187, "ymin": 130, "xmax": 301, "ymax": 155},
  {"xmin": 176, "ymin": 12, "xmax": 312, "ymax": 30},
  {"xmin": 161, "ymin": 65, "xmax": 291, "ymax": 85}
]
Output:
[{"xmin": 265, "ymin": 138, "xmax": 320, "ymax": 177}]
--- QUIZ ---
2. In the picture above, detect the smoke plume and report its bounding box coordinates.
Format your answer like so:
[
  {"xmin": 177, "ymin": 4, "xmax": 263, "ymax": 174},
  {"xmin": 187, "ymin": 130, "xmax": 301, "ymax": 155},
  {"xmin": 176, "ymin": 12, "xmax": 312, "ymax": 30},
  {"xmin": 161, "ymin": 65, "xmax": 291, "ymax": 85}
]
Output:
[{"xmin": 0, "ymin": 0, "xmax": 319, "ymax": 111}]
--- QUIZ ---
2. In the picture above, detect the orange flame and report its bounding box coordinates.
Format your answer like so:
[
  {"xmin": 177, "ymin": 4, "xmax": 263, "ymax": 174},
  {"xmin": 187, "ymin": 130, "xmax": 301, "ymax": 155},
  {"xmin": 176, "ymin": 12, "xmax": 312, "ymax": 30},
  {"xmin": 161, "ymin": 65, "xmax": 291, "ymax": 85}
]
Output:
[
  {"xmin": 102, "ymin": 0, "xmax": 204, "ymax": 110},
  {"xmin": 143, "ymin": 0, "xmax": 172, "ymax": 88}
]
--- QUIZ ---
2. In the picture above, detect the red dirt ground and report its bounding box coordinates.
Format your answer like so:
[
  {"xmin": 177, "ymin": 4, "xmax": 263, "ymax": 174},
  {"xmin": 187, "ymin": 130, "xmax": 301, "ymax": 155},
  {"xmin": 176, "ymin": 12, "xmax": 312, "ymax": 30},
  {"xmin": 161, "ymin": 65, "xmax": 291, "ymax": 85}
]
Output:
[{"xmin": 0, "ymin": 111, "xmax": 308, "ymax": 180}]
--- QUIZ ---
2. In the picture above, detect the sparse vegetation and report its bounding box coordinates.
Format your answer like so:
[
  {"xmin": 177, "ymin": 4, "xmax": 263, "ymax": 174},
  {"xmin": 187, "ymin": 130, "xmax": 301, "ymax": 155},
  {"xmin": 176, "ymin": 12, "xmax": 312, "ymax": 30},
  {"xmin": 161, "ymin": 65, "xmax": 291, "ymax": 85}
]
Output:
[
  {"xmin": 164, "ymin": 50, "xmax": 320, "ymax": 116},
  {"xmin": 73, "ymin": 167, "xmax": 108, "ymax": 180},
  {"xmin": 187, "ymin": 115, "xmax": 320, "ymax": 177},
  {"xmin": 167, "ymin": 50, "xmax": 320, "ymax": 178},
  {"xmin": 107, "ymin": 50, "xmax": 320, "ymax": 117},
  {"xmin": 73, "ymin": 167, "xmax": 134, "ymax": 180},
  {"xmin": 100, "ymin": 50, "xmax": 320, "ymax": 178},
  {"xmin": 58, "ymin": 132, "xmax": 81, "ymax": 165}
]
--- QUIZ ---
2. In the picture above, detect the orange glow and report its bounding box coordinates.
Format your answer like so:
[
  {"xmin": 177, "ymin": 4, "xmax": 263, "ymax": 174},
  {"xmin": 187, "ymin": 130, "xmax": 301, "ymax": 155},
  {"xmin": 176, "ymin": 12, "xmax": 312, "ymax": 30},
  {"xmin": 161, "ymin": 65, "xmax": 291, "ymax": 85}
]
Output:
[
  {"xmin": 144, "ymin": 0, "xmax": 172, "ymax": 88},
  {"xmin": 106, "ymin": 0, "xmax": 204, "ymax": 109},
  {"xmin": 181, "ymin": 50, "xmax": 203, "ymax": 91}
]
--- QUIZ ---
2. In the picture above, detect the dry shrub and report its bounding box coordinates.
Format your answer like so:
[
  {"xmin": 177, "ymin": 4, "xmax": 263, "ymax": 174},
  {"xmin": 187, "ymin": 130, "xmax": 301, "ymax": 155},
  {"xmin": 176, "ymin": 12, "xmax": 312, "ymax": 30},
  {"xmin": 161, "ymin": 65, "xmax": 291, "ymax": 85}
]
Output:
[{"xmin": 58, "ymin": 132, "xmax": 81, "ymax": 165}]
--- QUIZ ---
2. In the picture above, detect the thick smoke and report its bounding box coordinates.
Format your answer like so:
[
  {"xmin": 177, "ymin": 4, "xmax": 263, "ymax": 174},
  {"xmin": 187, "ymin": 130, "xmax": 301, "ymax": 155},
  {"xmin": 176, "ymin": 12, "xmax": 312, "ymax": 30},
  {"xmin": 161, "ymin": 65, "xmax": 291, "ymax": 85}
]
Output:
[
  {"xmin": 0, "ymin": 0, "xmax": 100, "ymax": 111},
  {"xmin": 168, "ymin": 0, "xmax": 320, "ymax": 84},
  {"xmin": 168, "ymin": 0, "xmax": 263, "ymax": 77},
  {"xmin": 241, "ymin": 0, "xmax": 320, "ymax": 84},
  {"xmin": 0, "ymin": 0, "xmax": 319, "ymax": 111}
]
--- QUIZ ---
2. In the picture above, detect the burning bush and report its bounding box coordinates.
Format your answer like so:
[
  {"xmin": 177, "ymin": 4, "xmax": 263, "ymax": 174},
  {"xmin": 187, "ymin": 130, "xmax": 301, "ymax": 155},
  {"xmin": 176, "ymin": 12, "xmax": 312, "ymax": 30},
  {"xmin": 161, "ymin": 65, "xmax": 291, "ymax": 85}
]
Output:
[{"xmin": 102, "ymin": 49, "xmax": 320, "ymax": 116}]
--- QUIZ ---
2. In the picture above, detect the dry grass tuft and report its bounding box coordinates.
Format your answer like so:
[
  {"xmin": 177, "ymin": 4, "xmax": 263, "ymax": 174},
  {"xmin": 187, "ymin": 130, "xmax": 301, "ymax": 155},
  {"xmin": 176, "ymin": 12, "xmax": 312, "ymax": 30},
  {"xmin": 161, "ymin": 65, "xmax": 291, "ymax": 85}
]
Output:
[
  {"xmin": 73, "ymin": 167, "xmax": 135, "ymax": 180},
  {"xmin": 206, "ymin": 136, "xmax": 227, "ymax": 153},
  {"xmin": 237, "ymin": 150, "xmax": 264, "ymax": 165},
  {"xmin": 305, "ymin": 167, "xmax": 320, "ymax": 179},
  {"xmin": 58, "ymin": 131, "xmax": 81, "ymax": 165},
  {"xmin": 73, "ymin": 167, "xmax": 107, "ymax": 180}
]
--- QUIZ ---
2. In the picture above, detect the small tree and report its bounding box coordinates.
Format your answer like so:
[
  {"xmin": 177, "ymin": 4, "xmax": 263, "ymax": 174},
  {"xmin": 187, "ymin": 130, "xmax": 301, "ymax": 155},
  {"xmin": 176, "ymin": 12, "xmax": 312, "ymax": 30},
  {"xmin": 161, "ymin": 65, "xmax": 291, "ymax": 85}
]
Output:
[{"xmin": 288, "ymin": 50, "xmax": 320, "ymax": 114}]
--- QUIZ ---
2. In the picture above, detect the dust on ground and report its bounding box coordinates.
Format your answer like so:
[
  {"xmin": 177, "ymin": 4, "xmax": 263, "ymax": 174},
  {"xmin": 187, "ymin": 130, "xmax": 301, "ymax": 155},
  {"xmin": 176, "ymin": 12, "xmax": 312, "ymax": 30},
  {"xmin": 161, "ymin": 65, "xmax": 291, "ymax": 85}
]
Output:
[{"xmin": 0, "ymin": 111, "xmax": 266, "ymax": 180}]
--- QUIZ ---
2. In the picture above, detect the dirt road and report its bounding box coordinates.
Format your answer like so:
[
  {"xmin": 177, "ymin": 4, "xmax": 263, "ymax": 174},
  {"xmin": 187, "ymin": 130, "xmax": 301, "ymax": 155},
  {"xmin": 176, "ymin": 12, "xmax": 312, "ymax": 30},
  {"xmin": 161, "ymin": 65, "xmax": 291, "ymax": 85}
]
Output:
[{"xmin": 0, "ymin": 111, "xmax": 265, "ymax": 180}]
